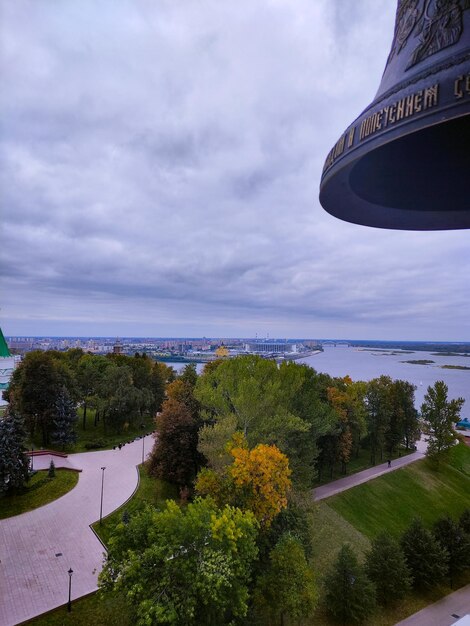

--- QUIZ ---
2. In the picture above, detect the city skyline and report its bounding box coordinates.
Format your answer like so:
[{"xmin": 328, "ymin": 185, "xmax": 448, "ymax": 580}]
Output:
[{"xmin": 1, "ymin": 1, "xmax": 469, "ymax": 341}]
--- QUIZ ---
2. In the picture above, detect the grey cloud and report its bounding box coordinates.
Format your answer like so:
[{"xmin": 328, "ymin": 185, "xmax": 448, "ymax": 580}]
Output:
[{"xmin": 1, "ymin": 0, "xmax": 469, "ymax": 341}]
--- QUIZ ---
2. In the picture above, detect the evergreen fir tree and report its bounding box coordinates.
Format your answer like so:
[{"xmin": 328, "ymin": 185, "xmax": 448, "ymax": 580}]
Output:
[
  {"xmin": 401, "ymin": 518, "xmax": 448, "ymax": 589},
  {"xmin": 51, "ymin": 387, "xmax": 78, "ymax": 449},
  {"xmin": 48, "ymin": 459, "xmax": 56, "ymax": 478},
  {"xmin": 325, "ymin": 544, "xmax": 376, "ymax": 625},
  {"xmin": 0, "ymin": 410, "xmax": 30, "ymax": 496},
  {"xmin": 459, "ymin": 508, "xmax": 470, "ymax": 536},
  {"xmin": 434, "ymin": 515, "xmax": 470, "ymax": 588},
  {"xmin": 366, "ymin": 532, "xmax": 412, "ymax": 605}
]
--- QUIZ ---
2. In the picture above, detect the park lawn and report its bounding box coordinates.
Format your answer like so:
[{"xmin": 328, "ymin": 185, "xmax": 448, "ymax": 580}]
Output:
[
  {"xmin": 92, "ymin": 464, "xmax": 178, "ymax": 546},
  {"xmin": 25, "ymin": 591, "xmax": 132, "ymax": 626},
  {"xmin": 0, "ymin": 470, "xmax": 79, "ymax": 520},
  {"xmin": 327, "ymin": 443, "xmax": 470, "ymax": 540}
]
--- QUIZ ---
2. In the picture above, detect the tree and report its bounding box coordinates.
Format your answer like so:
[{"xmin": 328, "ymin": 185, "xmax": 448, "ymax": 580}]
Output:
[
  {"xmin": 196, "ymin": 435, "xmax": 292, "ymax": 528},
  {"xmin": 434, "ymin": 515, "xmax": 470, "ymax": 588},
  {"xmin": 48, "ymin": 459, "xmax": 56, "ymax": 478},
  {"xmin": 99, "ymin": 498, "xmax": 259, "ymax": 626},
  {"xmin": 387, "ymin": 380, "xmax": 419, "ymax": 453},
  {"xmin": 0, "ymin": 410, "xmax": 30, "ymax": 496},
  {"xmin": 421, "ymin": 381, "xmax": 464, "ymax": 459},
  {"xmin": 198, "ymin": 415, "xmax": 237, "ymax": 472},
  {"xmin": 401, "ymin": 518, "xmax": 448, "ymax": 589},
  {"xmin": 148, "ymin": 398, "xmax": 203, "ymax": 488},
  {"xmin": 365, "ymin": 532, "xmax": 412, "ymax": 605},
  {"xmin": 460, "ymin": 508, "xmax": 470, "ymax": 535},
  {"xmin": 254, "ymin": 534, "xmax": 318, "ymax": 626},
  {"xmin": 195, "ymin": 356, "xmax": 330, "ymax": 487},
  {"xmin": 365, "ymin": 376, "xmax": 392, "ymax": 465},
  {"xmin": 51, "ymin": 387, "xmax": 78, "ymax": 449},
  {"xmin": 7, "ymin": 351, "xmax": 75, "ymax": 446},
  {"xmin": 99, "ymin": 365, "xmax": 140, "ymax": 433},
  {"xmin": 325, "ymin": 544, "xmax": 376, "ymax": 625}
]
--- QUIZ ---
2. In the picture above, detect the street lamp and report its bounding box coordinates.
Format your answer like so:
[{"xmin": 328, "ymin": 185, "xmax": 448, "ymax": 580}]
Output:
[
  {"xmin": 67, "ymin": 568, "xmax": 73, "ymax": 612},
  {"xmin": 99, "ymin": 466, "xmax": 106, "ymax": 525}
]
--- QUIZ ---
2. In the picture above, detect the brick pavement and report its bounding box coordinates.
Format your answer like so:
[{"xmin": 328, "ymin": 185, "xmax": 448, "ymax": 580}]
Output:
[{"xmin": 0, "ymin": 435, "xmax": 151, "ymax": 626}]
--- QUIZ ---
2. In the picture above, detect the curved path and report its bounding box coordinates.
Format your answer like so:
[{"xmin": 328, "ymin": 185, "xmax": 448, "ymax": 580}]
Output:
[{"xmin": 0, "ymin": 436, "xmax": 151, "ymax": 626}]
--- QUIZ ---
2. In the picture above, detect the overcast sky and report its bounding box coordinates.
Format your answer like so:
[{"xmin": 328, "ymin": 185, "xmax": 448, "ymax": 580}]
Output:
[{"xmin": 1, "ymin": 0, "xmax": 469, "ymax": 341}]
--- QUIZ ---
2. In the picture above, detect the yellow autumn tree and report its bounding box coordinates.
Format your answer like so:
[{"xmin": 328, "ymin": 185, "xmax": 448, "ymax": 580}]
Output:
[
  {"xmin": 230, "ymin": 439, "xmax": 291, "ymax": 527},
  {"xmin": 196, "ymin": 434, "xmax": 291, "ymax": 528}
]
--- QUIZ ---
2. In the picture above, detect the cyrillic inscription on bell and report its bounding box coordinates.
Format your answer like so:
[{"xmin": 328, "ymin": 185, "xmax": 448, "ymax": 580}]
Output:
[{"xmin": 319, "ymin": 0, "xmax": 470, "ymax": 230}]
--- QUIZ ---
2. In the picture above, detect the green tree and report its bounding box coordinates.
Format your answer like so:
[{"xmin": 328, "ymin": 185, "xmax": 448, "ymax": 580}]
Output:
[
  {"xmin": 421, "ymin": 381, "xmax": 464, "ymax": 459},
  {"xmin": 148, "ymin": 398, "xmax": 203, "ymax": 488},
  {"xmin": 51, "ymin": 387, "xmax": 78, "ymax": 449},
  {"xmin": 0, "ymin": 410, "xmax": 30, "ymax": 496},
  {"xmin": 434, "ymin": 515, "xmax": 470, "ymax": 588},
  {"xmin": 254, "ymin": 534, "xmax": 318, "ymax": 626},
  {"xmin": 365, "ymin": 532, "xmax": 412, "ymax": 605},
  {"xmin": 195, "ymin": 356, "xmax": 328, "ymax": 487},
  {"xmin": 365, "ymin": 376, "xmax": 392, "ymax": 465},
  {"xmin": 459, "ymin": 508, "xmax": 470, "ymax": 535},
  {"xmin": 325, "ymin": 544, "xmax": 376, "ymax": 625},
  {"xmin": 99, "ymin": 498, "xmax": 259, "ymax": 626},
  {"xmin": 48, "ymin": 459, "xmax": 56, "ymax": 478},
  {"xmin": 401, "ymin": 518, "xmax": 448, "ymax": 589},
  {"xmin": 387, "ymin": 380, "xmax": 419, "ymax": 454},
  {"xmin": 99, "ymin": 365, "xmax": 139, "ymax": 433},
  {"xmin": 7, "ymin": 351, "xmax": 75, "ymax": 446},
  {"xmin": 198, "ymin": 415, "xmax": 238, "ymax": 472}
]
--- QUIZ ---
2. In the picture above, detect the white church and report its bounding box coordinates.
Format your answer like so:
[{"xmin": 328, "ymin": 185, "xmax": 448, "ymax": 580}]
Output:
[{"xmin": 0, "ymin": 328, "xmax": 18, "ymax": 408}]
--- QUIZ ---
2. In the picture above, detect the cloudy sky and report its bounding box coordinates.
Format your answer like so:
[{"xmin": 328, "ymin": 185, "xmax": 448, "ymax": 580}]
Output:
[{"xmin": 1, "ymin": 0, "xmax": 469, "ymax": 341}]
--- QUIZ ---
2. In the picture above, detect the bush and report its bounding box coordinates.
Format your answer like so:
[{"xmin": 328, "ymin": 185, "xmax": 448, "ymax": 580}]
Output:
[{"xmin": 84, "ymin": 439, "xmax": 107, "ymax": 450}]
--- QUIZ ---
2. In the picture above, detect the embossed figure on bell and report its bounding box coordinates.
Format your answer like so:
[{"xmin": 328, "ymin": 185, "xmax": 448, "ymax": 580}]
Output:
[{"xmin": 319, "ymin": 0, "xmax": 470, "ymax": 230}]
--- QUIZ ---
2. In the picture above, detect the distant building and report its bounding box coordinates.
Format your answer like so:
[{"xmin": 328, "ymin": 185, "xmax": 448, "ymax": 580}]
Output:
[
  {"xmin": 244, "ymin": 341, "xmax": 298, "ymax": 354},
  {"xmin": 113, "ymin": 338, "xmax": 124, "ymax": 354}
]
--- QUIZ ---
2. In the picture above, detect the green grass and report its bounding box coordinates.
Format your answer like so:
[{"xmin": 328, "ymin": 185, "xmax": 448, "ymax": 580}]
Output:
[
  {"xmin": 24, "ymin": 591, "xmax": 132, "ymax": 626},
  {"xmin": 308, "ymin": 444, "xmax": 470, "ymax": 626},
  {"xmin": 92, "ymin": 464, "xmax": 178, "ymax": 546},
  {"xmin": 0, "ymin": 470, "xmax": 79, "ymax": 519},
  {"xmin": 310, "ymin": 501, "xmax": 371, "ymax": 577},
  {"xmin": 328, "ymin": 443, "xmax": 470, "ymax": 540}
]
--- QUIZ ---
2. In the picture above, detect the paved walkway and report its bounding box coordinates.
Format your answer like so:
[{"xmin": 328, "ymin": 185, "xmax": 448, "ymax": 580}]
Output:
[
  {"xmin": 395, "ymin": 584, "xmax": 470, "ymax": 626},
  {"xmin": 314, "ymin": 437, "xmax": 427, "ymax": 501},
  {"xmin": 0, "ymin": 435, "xmax": 152, "ymax": 626}
]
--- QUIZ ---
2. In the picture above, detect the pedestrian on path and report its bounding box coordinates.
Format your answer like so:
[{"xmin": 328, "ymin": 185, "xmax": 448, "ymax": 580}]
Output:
[{"xmin": 387, "ymin": 459, "xmax": 391, "ymax": 468}]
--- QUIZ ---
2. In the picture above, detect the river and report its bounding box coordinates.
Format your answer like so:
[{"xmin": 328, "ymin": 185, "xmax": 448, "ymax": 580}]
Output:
[
  {"xmin": 169, "ymin": 347, "xmax": 470, "ymax": 415},
  {"xmin": 298, "ymin": 347, "xmax": 470, "ymax": 413}
]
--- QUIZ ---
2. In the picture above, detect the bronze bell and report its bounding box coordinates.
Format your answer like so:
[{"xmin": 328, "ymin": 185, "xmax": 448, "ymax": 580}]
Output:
[{"xmin": 319, "ymin": 0, "xmax": 470, "ymax": 230}]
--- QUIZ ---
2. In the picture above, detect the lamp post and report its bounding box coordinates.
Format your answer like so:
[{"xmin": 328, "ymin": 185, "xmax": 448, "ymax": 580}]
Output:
[
  {"xmin": 31, "ymin": 445, "xmax": 34, "ymax": 471},
  {"xmin": 67, "ymin": 568, "xmax": 73, "ymax": 612},
  {"xmin": 99, "ymin": 466, "xmax": 106, "ymax": 525}
]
